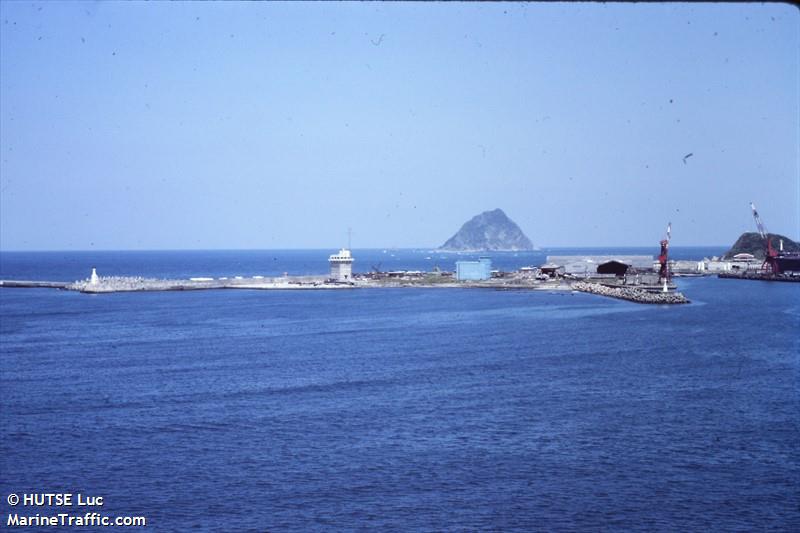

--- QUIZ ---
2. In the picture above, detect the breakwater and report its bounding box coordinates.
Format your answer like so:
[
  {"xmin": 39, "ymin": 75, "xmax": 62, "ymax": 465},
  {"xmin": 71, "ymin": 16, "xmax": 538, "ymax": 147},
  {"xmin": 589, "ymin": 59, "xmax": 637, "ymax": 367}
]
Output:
[
  {"xmin": 571, "ymin": 281, "xmax": 690, "ymax": 304},
  {"xmin": 69, "ymin": 276, "xmax": 353, "ymax": 293},
  {"xmin": 718, "ymin": 272, "xmax": 800, "ymax": 283},
  {"xmin": 0, "ymin": 276, "xmax": 350, "ymax": 293},
  {"xmin": 0, "ymin": 280, "xmax": 70, "ymax": 289},
  {"xmin": 2, "ymin": 275, "xmax": 689, "ymax": 304}
]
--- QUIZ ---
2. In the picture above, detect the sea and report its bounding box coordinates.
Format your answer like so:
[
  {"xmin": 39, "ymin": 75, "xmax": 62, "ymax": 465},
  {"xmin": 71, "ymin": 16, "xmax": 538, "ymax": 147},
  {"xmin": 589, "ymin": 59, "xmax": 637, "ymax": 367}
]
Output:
[{"xmin": 1, "ymin": 248, "xmax": 798, "ymax": 531}]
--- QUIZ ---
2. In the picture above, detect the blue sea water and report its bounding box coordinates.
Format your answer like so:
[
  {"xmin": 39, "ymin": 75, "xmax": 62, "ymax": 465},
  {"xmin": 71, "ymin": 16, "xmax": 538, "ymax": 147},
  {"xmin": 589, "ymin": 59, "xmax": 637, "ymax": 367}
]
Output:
[{"xmin": 1, "ymin": 250, "xmax": 798, "ymax": 531}]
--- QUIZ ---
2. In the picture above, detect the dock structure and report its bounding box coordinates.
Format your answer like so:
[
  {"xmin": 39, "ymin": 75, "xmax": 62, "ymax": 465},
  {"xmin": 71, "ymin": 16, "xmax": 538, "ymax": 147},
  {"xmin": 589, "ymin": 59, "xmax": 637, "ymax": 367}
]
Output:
[
  {"xmin": 718, "ymin": 272, "xmax": 800, "ymax": 283},
  {"xmin": 328, "ymin": 249, "xmax": 354, "ymax": 282}
]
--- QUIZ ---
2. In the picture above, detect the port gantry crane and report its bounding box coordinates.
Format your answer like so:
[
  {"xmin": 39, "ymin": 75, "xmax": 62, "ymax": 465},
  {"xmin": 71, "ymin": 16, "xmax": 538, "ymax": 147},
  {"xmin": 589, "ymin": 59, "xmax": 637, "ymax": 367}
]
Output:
[
  {"xmin": 658, "ymin": 222, "xmax": 671, "ymax": 292},
  {"xmin": 750, "ymin": 202, "xmax": 779, "ymax": 275}
]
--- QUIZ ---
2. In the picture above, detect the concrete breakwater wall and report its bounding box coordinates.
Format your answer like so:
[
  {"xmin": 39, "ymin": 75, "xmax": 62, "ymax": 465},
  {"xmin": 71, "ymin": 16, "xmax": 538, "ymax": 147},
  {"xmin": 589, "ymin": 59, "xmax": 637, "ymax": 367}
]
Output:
[
  {"xmin": 1, "ymin": 276, "xmax": 563, "ymax": 294},
  {"xmin": 718, "ymin": 272, "xmax": 800, "ymax": 283},
  {"xmin": 66, "ymin": 276, "xmax": 346, "ymax": 293},
  {"xmin": 0, "ymin": 280, "xmax": 70, "ymax": 289},
  {"xmin": 69, "ymin": 276, "xmax": 202, "ymax": 293},
  {"xmin": 4, "ymin": 276, "xmax": 688, "ymax": 302},
  {"xmin": 572, "ymin": 281, "xmax": 690, "ymax": 304}
]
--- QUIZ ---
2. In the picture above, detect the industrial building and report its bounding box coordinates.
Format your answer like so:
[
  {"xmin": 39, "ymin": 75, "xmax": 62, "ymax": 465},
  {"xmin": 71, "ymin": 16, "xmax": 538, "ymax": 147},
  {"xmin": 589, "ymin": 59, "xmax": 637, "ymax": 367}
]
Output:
[
  {"xmin": 329, "ymin": 249, "xmax": 354, "ymax": 282},
  {"xmin": 596, "ymin": 260, "xmax": 630, "ymax": 276},
  {"xmin": 539, "ymin": 263, "xmax": 565, "ymax": 278},
  {"xmin": 546, "ymin": 256, "xmax": 654, "ymax": 277},
  {"xmin": 455, "ymin": 257, "xmax": 492, "ymax": 281}
]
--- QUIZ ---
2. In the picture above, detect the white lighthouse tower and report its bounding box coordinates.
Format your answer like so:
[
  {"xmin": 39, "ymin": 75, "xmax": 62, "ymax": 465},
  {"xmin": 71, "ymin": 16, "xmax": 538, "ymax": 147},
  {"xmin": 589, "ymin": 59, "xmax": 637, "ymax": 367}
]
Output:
[
  {"xmin": 329, "ymin": 229, "xmax": 354, "ymax": 282},
  {"xmin": 329, "ymin": 249, "xmax": 353, "ymax": 281}
]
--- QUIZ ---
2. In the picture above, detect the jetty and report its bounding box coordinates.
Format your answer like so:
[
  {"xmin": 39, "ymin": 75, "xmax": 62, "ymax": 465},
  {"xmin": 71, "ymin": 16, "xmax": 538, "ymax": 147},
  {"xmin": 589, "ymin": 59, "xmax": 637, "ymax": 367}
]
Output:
[
  {"xmin": 1, "ymin": 276, "xmax": 352, "ymax": 293},
  {"xmin": 0, "ymin": 274, "xmax": 693, "ymax": 304},
  {"xmin": 571, "ymin": 281, "xmax": 690, "ymax": 304},
  {"xmin": 718, "ymin": 272, "xmax": 800, "ymax": 283},
  {"xmin": 74, "ymin": 276, "xmax": 353, "ymax": 293},
  {"xmin": 0, "ymin": 280, "xmax": 71, "ymax": 289}
]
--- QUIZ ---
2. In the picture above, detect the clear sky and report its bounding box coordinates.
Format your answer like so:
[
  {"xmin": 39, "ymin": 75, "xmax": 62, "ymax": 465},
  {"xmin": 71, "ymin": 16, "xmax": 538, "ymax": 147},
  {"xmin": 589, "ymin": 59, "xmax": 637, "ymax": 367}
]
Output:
[{"xmin": 1, "ymin": 1, "xmax": 797, "ymax": 250}]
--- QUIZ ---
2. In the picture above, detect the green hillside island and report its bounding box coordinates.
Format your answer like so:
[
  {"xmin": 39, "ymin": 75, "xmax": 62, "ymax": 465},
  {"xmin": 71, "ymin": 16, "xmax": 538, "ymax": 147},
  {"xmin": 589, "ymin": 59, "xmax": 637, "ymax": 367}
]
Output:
[{"xmin": 723, "ymin": 232, "xmax": 800, "ymax": 259}]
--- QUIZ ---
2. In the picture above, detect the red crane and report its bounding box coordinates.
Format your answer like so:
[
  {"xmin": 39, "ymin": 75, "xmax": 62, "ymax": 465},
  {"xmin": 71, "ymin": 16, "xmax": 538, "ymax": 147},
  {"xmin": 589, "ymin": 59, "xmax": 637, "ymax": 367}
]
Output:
[{"xmin": 750, "ymin": 202, "xmax": 779, "ymax": 275}]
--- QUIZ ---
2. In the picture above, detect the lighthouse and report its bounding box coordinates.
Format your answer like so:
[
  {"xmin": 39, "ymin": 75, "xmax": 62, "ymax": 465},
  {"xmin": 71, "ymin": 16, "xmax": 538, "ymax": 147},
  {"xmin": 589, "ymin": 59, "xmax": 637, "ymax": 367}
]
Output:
[{"xmin": 329, "ymin": 249, "xmax": 353, "ymax": 282}]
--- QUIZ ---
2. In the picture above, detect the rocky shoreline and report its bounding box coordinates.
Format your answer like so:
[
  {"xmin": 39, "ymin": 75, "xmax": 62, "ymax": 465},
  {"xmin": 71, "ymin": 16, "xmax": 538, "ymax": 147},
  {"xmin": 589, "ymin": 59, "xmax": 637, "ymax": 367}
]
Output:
[{"xmin": 571, "ymin": 281, "xmax": 690, "ymax": 304}]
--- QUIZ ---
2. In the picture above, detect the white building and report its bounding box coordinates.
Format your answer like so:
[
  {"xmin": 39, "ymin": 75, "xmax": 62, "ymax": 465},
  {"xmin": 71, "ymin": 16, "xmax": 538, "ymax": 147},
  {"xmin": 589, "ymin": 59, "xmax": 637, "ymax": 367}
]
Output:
[
  {"xmin": 704, "ymin": 260, "xmax": 731, "ymax": 273},
  {"xmin": 329, "ymin": 249, "xmax": 354, "ymax": 281},
  {"xmin": 703, "ymin": 256, "xmax": 761, "ymax": 273},
  {"xmin": 669, "ymin": 260, "xmax": 706, "ymax": 274}
]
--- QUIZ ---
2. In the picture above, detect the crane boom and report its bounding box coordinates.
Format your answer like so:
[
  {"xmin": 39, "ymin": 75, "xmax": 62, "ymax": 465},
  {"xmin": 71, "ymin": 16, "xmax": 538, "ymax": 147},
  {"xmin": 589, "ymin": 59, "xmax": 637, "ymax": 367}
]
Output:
[
  {"xmin": 750, "ymin": 202, "xmax": 768, "ymax": 240},
  {"xmin": 750, "ymin": 202, "xmax": 778, "ymax": 274}
]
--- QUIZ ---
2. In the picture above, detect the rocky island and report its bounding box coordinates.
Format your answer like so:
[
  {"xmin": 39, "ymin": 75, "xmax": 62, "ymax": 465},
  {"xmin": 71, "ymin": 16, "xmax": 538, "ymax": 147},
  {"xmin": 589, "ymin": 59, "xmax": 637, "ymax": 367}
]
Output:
[{"xmin": 439, "ymin": 208, "xmax": 534, "ymax": 251}]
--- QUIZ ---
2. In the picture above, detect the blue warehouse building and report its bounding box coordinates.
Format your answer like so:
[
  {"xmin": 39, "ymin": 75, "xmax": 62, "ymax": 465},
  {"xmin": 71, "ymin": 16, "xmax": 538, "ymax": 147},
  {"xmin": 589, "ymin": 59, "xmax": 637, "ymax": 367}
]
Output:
[{"xmin": 455, "ymin": 257, "xmax": 492, "ymax": 281}]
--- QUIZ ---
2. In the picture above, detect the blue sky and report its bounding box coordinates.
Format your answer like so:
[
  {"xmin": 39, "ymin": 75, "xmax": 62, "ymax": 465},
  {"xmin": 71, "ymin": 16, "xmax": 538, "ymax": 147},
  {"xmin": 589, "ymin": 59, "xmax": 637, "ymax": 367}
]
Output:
[{"xmin": 1, "ymin": 2, "xmax": 797, "ymax": 250}]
